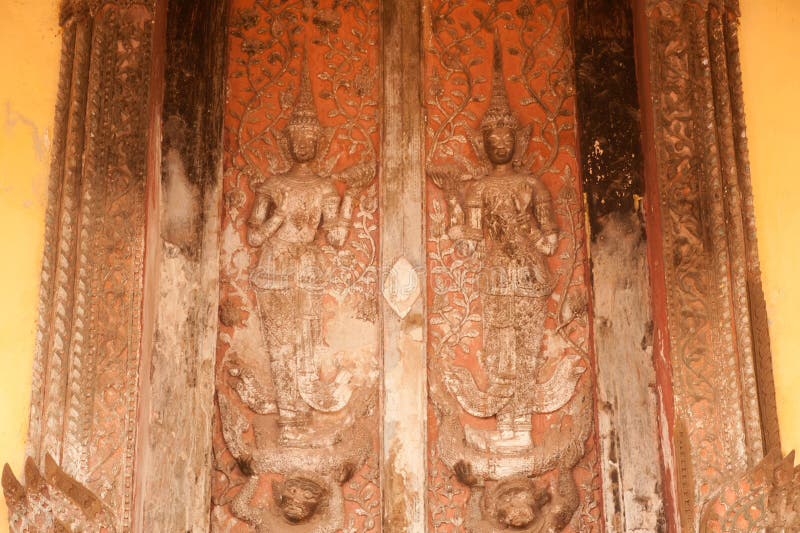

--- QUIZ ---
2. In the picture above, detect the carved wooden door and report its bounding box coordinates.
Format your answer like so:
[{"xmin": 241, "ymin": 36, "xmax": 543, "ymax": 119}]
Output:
[
  {"xmin": 213, "ymin": 0, "xmax": 604, "ymax": 531},
  {"xmin": 6, "ymin": 0, "xmax": 791, "ymax": 532}
]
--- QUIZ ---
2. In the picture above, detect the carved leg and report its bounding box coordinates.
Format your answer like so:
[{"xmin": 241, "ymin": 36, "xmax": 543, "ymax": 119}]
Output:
[
  {"xmin": 483, "ymin": 292, "xmax": 517, "ymax": 398},
  {"xmin": 464, "ymin": 485, "xmax": 489, "ymax": 533},
  {"xmin": 257, "ymin": 289, "xmax": 311, "ymax": 444},
  {"xmin": 272, "ymin": 343, "xmax": 312, "ymax": 445},
  {"xmin": 297, "ymin": 284, "xmax": 323, "ymax": 378},
  {"xmin": 230, "ymin": 475, "xmax": 264, "ymax": 530},
  {"xmin": 466, "ymin": 290, "xmax": 525, "ymax": 450},
  {"xmin": 496, "ymin": 409, "xmax": 514, "ymax": 437},
  {"xmin": 488, "ymin": 407, "xmax": 532, "ymax": 450},
  {"xmin": 513, "ymin": 296, "xmax": 545, "ymax": 430},
  {"xmin": 545, "ymin": 467, "xmax": 580, "ymax": 533}
]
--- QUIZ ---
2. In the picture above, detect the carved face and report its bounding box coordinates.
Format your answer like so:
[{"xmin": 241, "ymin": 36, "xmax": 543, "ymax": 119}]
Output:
[
  {"xmin": 494, "ymin": 484, "xmax": 548, "ymax": 529},
  {"xmin": 277, "ymin": 476, "xmax": 326, "ymax": 523},
  {"xmin": 287, "ymin": 127, "xmax": 318, "ymax": 163},
  {"xmin": 483, "ymin": 126, "xmax": 516, "ymax": 165}
]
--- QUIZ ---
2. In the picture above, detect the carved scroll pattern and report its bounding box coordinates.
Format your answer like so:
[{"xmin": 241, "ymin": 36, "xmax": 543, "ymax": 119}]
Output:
[
  {"xmin": 645, "ymin": 0, "xmax": 779, "ymax": 528},
  {"xmin": 423, "ymin": 1, "xmax": 601, "ymax": 530},
  {"xmin": 13, "ymin": 3, "xmax": 155, "ymax": 531},
  {"xmin": 213, "ymin": 0, "xmax": 381, "ymax": 531},
  {"xmin": 79, "ymin": 9, "xmax": 152, "ymax": 525}
]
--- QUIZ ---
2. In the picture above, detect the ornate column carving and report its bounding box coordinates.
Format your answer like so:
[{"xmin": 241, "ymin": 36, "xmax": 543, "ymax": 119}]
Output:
[
  {"xmin": 639, "ymin": 0, "xmax": 792, "ymax": 529},
  {"xmin": 3, "ymin": 0, "xmax": 159, "ymax": 531}
]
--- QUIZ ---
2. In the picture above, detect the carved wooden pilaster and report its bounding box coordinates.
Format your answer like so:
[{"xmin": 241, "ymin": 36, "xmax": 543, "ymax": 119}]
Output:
[
  {"xmin": 133, "ymin": 0, "xmax": 228, "ymax": 530},
  {"xmin": 382, "ymin": 0, "xmax": 427, "ymax": 530},
  {"xmin": 574, "ymin": 0, "xmax": 666, "ymax": 529},
  {"xmin": 4, "ymin": 1, "xmax": 160, "ymax": 531},
  {"xmin": 638, "ymin": 0, "xmax": 784, "ymax": 529}
]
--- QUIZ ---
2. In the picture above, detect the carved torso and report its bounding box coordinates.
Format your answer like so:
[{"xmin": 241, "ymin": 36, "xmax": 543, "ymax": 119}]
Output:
[
  {"xmin": 470, "ymin": 174, "xmax": 537, "ymax": 249},
  {"xmin": 253, "ymin": 174, "xmax": 338, "ymax": 246},
  {"xmin": 466, "ymin": 172, "xmax": 557, "ymax": 297}
]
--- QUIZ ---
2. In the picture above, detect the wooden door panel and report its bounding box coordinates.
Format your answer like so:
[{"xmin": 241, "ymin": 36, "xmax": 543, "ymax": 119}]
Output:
[
  {"xmin": 213, "ymin": 1, "xmax": 382, "ymax": 530},
  {"xmin": 212, "ymin": 0, "xmax": 601, "ymax": 531},
  {"xmin": 422, "ymin": 0, "xmax": 601, "ymax": 530}
]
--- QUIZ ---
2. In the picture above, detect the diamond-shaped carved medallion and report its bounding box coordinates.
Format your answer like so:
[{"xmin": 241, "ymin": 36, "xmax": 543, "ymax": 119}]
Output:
[{"xmin": 383, "ymin": 257, "xmax": 421, "ymax": 319}]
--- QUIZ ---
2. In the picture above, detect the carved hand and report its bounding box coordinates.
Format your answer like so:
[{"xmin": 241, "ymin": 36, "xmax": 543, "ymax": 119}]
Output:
[
  {"xmin": 535, "ymin": 233, "xmax": 558, "ymax": 256},
  {"xmin": 247, "ymin": 224, "xmax": 269, "ymax": 247},
  {"xmin": 247, "ymin": 191, "xmax": 288, "ymax": 247},
  {"xmin": 448, "ymin": 225, "xmax": 481, "ymax": 257},
  {"xmin": 454, "ymin": 460, "xmax": 478, "ymax": 487},
  {"xmin": 326, "ymin": 222, "xmax": 349, "ymax": 248},
  {"xmin": 335, "ymin": 462, "xmax": 356, "ymax": 484},
  {"xmin": 454, "ymin": 238, "xmax": 477, "ymax": 258},
  {"xmin": 276, "ymin": 190, "xmax": 290, "ymax": 212}
]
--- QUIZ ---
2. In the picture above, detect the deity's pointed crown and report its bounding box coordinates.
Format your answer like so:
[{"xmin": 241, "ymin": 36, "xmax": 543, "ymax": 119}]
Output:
[
  {"xmin": 286, "ymin": 49, "xmax": 322, "ymax": 136},
  {"xmin": 480, "ymin": 30, "xmax": 518, "ymax": 133}
]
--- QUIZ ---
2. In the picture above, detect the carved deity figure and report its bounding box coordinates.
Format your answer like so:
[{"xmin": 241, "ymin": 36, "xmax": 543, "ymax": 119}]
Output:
[
  {"xmin": 247, "ymin": 66, "xmax": 351, "ymax": 446},
  {"xmin": 445, "ymin": 39, "xmax": 559, "ymax": 452}
]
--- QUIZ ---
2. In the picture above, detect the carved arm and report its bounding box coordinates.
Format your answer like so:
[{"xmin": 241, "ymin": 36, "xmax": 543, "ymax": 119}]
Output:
[
  {"xmin": 530, "ymin": 178, "xmax": 558, "ymax": 256},
  {"xmin": 447, "ymin": 187, "xmax": 483, "ymax": 255},
  {"xmin": 247, "ymin": 189, "xmax": 286, "ymax": 247},
  {"xmin": 321, "ymin": 186, "xmax": 350, "ymax": 248}
]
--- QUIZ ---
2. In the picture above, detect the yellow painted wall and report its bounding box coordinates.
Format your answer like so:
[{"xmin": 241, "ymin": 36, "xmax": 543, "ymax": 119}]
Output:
[
  {"xmin": 0, "ymin": 0, "xmax": 797, "ymax": 530},
  {"xmin": 739, "ymin": 0, "xmax": 800, "ymax": 457},
  {"xmin": 0, "ymin": 0, "xmax": 60, "ymax": 528}
]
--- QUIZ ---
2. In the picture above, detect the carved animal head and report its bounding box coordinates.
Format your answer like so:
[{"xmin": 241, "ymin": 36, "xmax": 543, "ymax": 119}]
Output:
[
  {"xmin": 487, "ymin": 477, "xmax": 551, "ymax": 530},
  {"xmin": 273, "ymin": 475, "xmax": 327, "ymax": 523}
]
